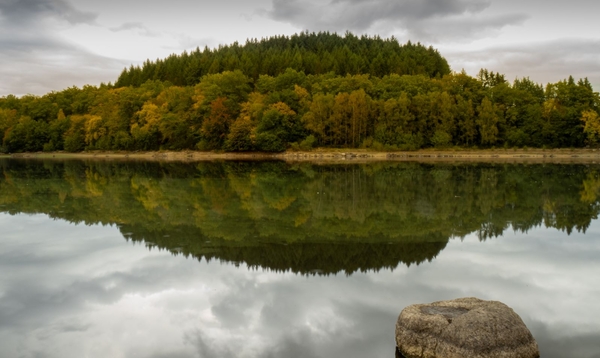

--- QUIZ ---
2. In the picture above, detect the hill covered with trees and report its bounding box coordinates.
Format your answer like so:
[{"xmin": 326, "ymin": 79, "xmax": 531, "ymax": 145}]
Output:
[
  {"xmin": 0, "ymin": 32, "xmax": 599, "ymax": 153},
  {"xmin": 114, "ymin": 31, "xmax": 451, "ymax": 87}
]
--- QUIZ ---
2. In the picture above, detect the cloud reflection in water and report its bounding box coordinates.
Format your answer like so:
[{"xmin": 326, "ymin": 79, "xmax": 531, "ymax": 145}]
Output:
[{"xmin": 0, "ymin": 213, "xmax": 599, "ymax": 358}]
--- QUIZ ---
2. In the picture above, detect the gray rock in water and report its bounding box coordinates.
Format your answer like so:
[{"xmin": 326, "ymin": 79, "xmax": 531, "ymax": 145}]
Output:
[{"xmin": 395, "ymin": 297, "xmax": 540, "ymax": 358}]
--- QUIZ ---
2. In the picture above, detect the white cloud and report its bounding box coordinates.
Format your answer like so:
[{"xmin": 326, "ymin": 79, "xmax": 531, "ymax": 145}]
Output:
[{"xmin": 445, "ymin": 38, "xmax": 600, "ymax": 88}]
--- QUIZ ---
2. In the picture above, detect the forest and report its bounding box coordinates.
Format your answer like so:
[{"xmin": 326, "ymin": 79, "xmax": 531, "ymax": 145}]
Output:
[
  {"xmin": 1, "ymin": 31, "xmax": 599, "ymax": 153},
  {"xmin": 1, "ymin": 160, "xmax": 599, "ymax": 274}
]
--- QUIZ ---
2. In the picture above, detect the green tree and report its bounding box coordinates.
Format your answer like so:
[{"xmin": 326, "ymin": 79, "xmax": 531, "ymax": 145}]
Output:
[
  {"xmin": 63, "ymin": 115, "xmax": 88, "ymax": 152},
  {"xmin": 224, "ymin": 118, "xmax": 254, "ymax": 151},
  {"xmin": 455, "ymin": 96, "xmax": 476, "ymax": 146},
  {"xmin": 131, "ymin": 103, "xmax": 162, "ymax": 150},
  {"xmin": 4, "ymin": 116, "xmax": 48, "ymax": 152},
  {"xmin": 302, "ymin": 93, "xmax": 335, "ymax": 146},
  {"xmin": 477, "ymin": 97, "xmax": 499, "ymax": 146},
  {"xmin": 255, "ymin": 102, "xmax": 301, "ymax": 152},
  {"xmin": 44, "ymin": 109, "xmax": 70, "ymax": 151},
  {"xmin": 0, "ymin": 108, "xmax": 18, "ymax": 152}
]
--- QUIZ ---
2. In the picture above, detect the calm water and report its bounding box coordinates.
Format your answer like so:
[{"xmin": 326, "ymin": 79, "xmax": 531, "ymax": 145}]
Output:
[{"xmin": 1, "ymin": 159, "xmax": 599, "ymax": 358}]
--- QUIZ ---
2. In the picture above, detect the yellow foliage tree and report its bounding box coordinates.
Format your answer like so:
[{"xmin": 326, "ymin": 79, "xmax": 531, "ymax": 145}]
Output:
[
  {"xmin": 302, "ymin": 93, "xmax": 334, "ymax": 145},
  {"xmin": 83, "ymin": 115, "xmax": 106, "ymax": 148},
  {"xmin": 294, "ymin": 85, "xmax": 311, "ymax": 112},
  {"xmin": 581, "ymin": 110, "xmax": 600, "ymax": 146},
  {"xmin": 131, "ymin": 102, "xmax": 162, "ymax": 149},
  {"xmin": 348, "ymin": 89, "xmax": 370, "ymax": 147},
  {"xmin": 239, "ymin": 92, "xmax": 265, "ymax": 123},
  {"xmin": 331, "ymin": 92, "xmax": 351, "ymax": 146},
  {"xmin": 63, "ymin": 115, "xmax": 88, "ymax": 152}
]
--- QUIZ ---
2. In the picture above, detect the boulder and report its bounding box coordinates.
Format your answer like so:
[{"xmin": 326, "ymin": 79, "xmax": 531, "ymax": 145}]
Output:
[{"xmin": 395, "ymin": 297, "xmax": 539, "ymax": 358}]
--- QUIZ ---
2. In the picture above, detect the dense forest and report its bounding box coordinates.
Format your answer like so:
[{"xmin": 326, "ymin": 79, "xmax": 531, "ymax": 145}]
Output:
[
  {"xmin": 1, "ymin": 160, "xmax": 598, "ymax": 274},
  {"xmin": 1, "ymin": 32, "xmax": 599, "ymax": 153},
  {"xmin": 115, "ymin": 31, "xmax": 451, "ymax": 86}
]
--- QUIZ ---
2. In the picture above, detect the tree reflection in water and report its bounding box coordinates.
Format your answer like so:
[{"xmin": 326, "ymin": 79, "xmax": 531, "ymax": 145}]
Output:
[{"xmin": 1, "ymin": 159, "xmax": 599, "ymax": 275}]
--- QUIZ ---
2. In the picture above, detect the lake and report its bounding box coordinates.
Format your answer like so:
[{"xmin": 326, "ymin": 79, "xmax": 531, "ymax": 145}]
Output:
[{"xmin": 1, "ymin": 159, "xmax": 599, "ymax": 358}]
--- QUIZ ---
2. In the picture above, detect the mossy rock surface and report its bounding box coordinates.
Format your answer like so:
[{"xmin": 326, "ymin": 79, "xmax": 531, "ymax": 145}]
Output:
[{"xmin": 395, "ymin": 297, "xmax": 540, "ymax": 358}]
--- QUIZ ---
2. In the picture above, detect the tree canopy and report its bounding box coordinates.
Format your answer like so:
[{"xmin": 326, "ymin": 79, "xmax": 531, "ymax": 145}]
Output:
[
  {"xmin": 114, "ymin": 31, "xmax": 451, "ymax": 87},
  {"xmin": 0, "ymin": 33, "xmax": 599, "ymax": 153}
]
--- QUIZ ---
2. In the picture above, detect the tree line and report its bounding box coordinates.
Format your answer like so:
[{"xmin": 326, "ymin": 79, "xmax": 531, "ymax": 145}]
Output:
[
  {"xmin": 114, "ymin": 31, "xmax": 451, "ymax": 87},
  {"xmin": 1, "ymin": 33, "xmax": 599, "ymax": 153}
]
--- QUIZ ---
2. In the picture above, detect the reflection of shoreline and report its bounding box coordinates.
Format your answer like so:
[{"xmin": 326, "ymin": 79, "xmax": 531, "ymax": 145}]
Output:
[
  {"xmin": 3, "ymin": 148, "xmax": 600, "ymax": 163},
  {"xmin": 2, "ymin": 159, "xmax": 599, "ymax": 274}
]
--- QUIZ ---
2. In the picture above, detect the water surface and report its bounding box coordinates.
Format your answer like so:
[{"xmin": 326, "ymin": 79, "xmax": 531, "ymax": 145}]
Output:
[{"xmin": 1, "ymin": 159, "xmax": 599, "ymax": 357}]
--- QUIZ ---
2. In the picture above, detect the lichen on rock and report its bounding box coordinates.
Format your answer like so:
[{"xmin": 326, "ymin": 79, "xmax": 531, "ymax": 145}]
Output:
[{"xmin": 395, "ymin": 297, "xmax": 540, "ymax": 358}]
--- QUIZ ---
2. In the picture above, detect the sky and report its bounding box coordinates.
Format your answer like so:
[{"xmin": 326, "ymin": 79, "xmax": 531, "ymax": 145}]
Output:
[{"xmin": 1, "ymin": 0, "xmax": 600, "ymax": 96}]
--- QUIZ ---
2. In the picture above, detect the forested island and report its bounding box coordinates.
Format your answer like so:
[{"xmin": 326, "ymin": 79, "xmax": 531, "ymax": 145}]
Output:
[{"xmin": 1, "ymin": 31, "xmax": 599, "ymax": 154}]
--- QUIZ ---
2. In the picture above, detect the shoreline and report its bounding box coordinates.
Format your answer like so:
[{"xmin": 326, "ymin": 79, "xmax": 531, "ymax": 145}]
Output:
[{"xmin": 2, "ymin": 148, "xmax": 600, "ymax": 163}]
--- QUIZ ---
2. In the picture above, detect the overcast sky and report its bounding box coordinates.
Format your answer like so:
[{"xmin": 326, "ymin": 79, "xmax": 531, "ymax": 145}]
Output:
[{"xmin": 1, "ymin": 0, "xmax": 599, "ymax": 96}]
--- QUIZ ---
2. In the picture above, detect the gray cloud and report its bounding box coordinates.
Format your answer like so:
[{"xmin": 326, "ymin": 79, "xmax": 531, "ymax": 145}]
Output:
[
  {"xmin": 168, "ymin": 34, "xmax": 215, "ymax": 51},
  {"xmin": 408, "ymin": 12, "xmax": 529, "ymax": 42},
  {"xmin": 0, "ymin": 43, "xmax": 126, "ymax": 96},
  {"xmin": 184, "ymin": 331, "xmax": 237, "ymax": 358},
  {"xmin": 0, "ymin": 0, "xmax": 97, "ymax": 25},
  {"xmin": 446, "ymin": 38, "xmax": 600, "ymax": 89},
  {"xmin": 110, "ymin": 21, "xmax": 160, "ymax": 37},
  {"xmin": 266, "ymin": 0, "xmax": 525, "ymax": 42},
  {"xmin": 530, "ymin": 320, "xmax": 600, "ymax": 358},
  {"xmin": 0, "ymin": 0, "xmax": 123, "ymax": 95}
]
